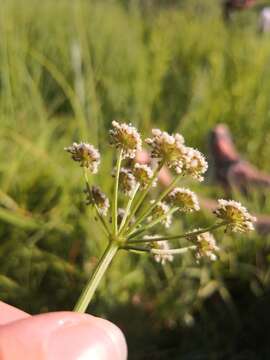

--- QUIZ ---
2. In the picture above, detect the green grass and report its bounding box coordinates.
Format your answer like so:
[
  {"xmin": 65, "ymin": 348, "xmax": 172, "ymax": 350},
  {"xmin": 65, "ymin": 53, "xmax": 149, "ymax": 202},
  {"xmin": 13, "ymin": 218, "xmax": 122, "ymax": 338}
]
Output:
[{"xmin": 1, "ymin": 0, "xmax": 270, "ymax": 358}]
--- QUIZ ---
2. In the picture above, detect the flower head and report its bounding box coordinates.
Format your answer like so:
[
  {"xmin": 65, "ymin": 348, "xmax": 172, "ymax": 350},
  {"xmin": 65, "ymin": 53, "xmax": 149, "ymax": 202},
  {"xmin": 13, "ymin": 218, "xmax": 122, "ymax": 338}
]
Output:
[
  {"xmin": 167, "ymin": 187, "xmax": 200, "ymax": 212},
  {"xmin": 64, "ymin": 142, "xmax": 100, "ymax": 173},
  {"xmin": 182, "ymin": 147, "xmax": 208, "ymax": 182},
  {"xmin": 146, "ymin": 236, "xmax": 174, "ymax": 265},
  {"xmin": 188, "ymin": 230, "xmax": 219, "ymax": 261},
  {"xmin": 148, "ymin": 201, "xmax": 172, "ymax": 228},
  {"xmin": 214, "ymin": 199, "xmax": 256, "ymax": 233},
  {"xmin": 145, "ymin": 129, "xmax": 186, "ymax": 174},
  {"xmin": 118, "ymin": 168, "xmax": 137, "ymax": 197},
  {"xmin": 109, "ymin": 121, "xmax": 142, "ymax": 159},
  {"xmin": 132, "ymin": 163, "xmax": 157, "ymax": 189},
  {"xmin": 86, "ymin": 186, "xmax": 110, "ymax": 216}
]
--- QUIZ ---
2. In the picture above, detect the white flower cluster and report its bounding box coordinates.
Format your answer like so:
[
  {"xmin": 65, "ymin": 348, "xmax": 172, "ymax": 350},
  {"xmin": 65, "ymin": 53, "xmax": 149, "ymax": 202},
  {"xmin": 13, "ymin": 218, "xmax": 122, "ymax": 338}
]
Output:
[
  {"xmin": 109, "ymin": 121, "xmax": 142, "ymax": 159},
  {"xmin": 183, "ymin": 147, "xmax": 208, "ymax": 182},
  {"xmin": 146, "ymin": 236, "xmax": 174, "ymax": 265},
  {"xmin": 145, "ymin": 129, "xmax": 186, "ymax": 174},
  {"xmin": 188, "ymin": 230, "xmax": 219, "ymax": 261},
  {"xmin": 214, "ymin": 199, "xmax": 256, "ymax": 233},
  {"xmin": 145, "ymin": 129, "xmax": 208, "ymax": 181},
  {"xmin": 167, "ymin": 187, "xmax": 200, "ymax": 212},
  {"xmin": 65, "ymin": 121, "xmax": 257, "ymax": 271},
  {"xmin": 118, "ymin": 168, "xmax": 137, "ymax": 197},
  {"xmin": 64, "ymin": 142, "xmax": 100, "ymax": 173},
  {"xmin": 133, "ymin": 163, "xmax": 157, "ymax": 189},
  {"xmin": 148, "ymin": 201, "xmax": 172, "ymax": 228},
  {"xmin": 195, "ymin": 232, "xmax": 219, "ymax": 261}
]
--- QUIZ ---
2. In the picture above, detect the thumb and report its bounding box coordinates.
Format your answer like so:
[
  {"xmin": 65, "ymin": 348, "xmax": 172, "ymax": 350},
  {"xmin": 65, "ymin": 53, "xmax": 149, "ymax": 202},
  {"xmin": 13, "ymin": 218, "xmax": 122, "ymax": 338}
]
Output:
[{"xmin": 0, "ymin": 311, "xmax": 127, "ymax": 360}]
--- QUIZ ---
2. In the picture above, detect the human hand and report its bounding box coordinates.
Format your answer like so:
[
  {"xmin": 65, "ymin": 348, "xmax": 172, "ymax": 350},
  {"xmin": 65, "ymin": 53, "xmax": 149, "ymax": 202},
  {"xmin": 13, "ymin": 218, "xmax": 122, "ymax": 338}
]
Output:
[{"xmin": 0, "ymin": 301, "xmax": 127, "ymax": 360}]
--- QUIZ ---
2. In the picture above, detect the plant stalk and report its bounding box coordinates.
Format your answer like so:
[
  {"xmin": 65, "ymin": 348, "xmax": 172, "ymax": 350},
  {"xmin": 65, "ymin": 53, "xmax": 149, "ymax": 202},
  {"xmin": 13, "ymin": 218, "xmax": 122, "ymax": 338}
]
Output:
[
  {"xmin": 127, "ymin": 173, "xmax": 182, "ymax": 234},
  {"xmin": 121, "ymin": 245, "xmax": 196, "ymax": 255},
  {"xmin": 83, "ymin": 168, "xmax": 110, "ymax": 236},
  {"xmin": 128, "ymin": 221, "xmax": 227, "ymax": 244},
  {"xmin": 73, "ymin": 241, "xmax": 118, "ymax": 313},
  {"xmin": 119, "ymin": 183, "xmax": 140, "ymax": 232},
  {"xmin": 128, "ymin": 207, "xmax": 179, "ymax": 239},
  {"xmin": 112, "ymin": 149, "xmax": 123, "ymax": 235},
  {"xmin": 120, "ymin": 161, "xmax": 164, "ymax": 235}
]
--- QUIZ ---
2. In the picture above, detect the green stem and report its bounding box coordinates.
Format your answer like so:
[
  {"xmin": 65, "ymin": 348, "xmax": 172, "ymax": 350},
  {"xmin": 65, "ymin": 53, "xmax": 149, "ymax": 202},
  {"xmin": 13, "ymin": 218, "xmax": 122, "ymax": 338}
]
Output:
[
  {"xmin": 128, "ymin": 173, "xmax": 182, "ymax": 235},
  {"xmin": 112, "ymin": 149, "xmax": 123, "ymax": 235},
  {"xmin": 128, "ymin": 222, "xmax": 227, "ymax": 244},
  {"xmin": 151, "ymin": 245, "xmax": 196, "ymax": 255},
  {"xmin": 128, "ymin": 207, "xmax": 178, "ymax": 239},
  {"xmin": 119, "ymin": 183, "xmax": 140, "ymax": 232},
  {"xmin": 121, "ymin": 245, "xmax": 196, "ymax": 255},
  {"xmin": 120, "ymin": 161, "xmax": 164, "ymax": 235},
  {"xmin": 74, "ymin": 241, "xmax": 118, "ymax": 313},
  {"xmin": 83, "ymin": 168, "xmax": 110, "ymax": 236},
  {"xmin": 120, "ymin": 245, "xmax": 150, "ymax": 253}
]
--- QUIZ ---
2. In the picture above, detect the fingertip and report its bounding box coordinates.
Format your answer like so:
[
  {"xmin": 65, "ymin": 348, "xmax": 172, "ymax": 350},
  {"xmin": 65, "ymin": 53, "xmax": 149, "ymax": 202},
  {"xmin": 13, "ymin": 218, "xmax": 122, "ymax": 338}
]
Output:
[
  {"xmin": 47, "ymin": 313, "xmax": 127, "ymax": 360},
  {"xmin": 0, "ymin": 311, "xmax": 127, "ymax": 360},
  {"xmin": 0, "ymin": 301, "xmax": 30, "ymax": 326}
]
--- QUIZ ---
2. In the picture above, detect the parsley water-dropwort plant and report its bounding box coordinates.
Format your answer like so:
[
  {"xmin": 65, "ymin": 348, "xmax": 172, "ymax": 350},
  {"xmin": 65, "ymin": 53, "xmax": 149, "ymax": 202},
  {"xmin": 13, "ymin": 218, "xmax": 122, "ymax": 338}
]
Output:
[{"xmin": 65, "ymin": 121, "xmax": 256, "ymax": 313}]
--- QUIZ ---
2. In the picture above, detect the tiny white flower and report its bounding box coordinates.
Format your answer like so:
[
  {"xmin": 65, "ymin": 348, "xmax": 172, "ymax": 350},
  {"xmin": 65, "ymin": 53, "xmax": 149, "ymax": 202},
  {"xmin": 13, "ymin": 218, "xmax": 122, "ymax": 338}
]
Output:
[
  {"xmin": 145, "ymin": 236, "xmax": 174, "ymax": 265},
  {"xmin": 214, "ymin": 199, "xmax": 256, "ymax": 233},
  {"xmin": 109, "ymin": 121, "xmax": 142, "ymax": 159},
  {"xmin": 148, "ymin": 201, "xmax": 172, "ymax": 228},
  {"xmin": 133, "ymin": 163, "xmax": 157, "ymax": 189},
  {"xmin": 167, "ymin": 187, "xmax": 200, "ymax": 212},
  {"xmin": 182, "ymin": 147, "xmax": 208, "ymax": 182},
  {"xmin": 188, "ymin": 230, "xmax": 219, "ymax": 262},
  {"xmin": 118, "ymin": 168, "xmax": 137, "ymax": 197},
  {"xmin": 64, "ymin": 142, "xmax": 100, "ymax": 173},
  {"xmin": 145, "ymin": 129, "xmax": 186, "ymax": 174}
]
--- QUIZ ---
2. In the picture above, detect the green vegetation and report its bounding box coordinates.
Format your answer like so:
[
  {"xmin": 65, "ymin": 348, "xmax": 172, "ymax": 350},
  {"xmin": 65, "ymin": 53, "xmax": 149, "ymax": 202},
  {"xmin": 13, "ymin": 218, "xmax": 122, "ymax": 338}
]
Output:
[{"xmin": 1, "ymin": 0, "xmax": 270, "ymax": 358}]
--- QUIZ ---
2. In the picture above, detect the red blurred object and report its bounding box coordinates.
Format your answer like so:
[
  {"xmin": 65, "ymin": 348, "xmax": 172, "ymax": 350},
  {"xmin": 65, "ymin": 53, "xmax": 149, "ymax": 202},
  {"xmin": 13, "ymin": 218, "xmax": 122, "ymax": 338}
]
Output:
[
  {"xmin": 223, "ymin": 0, "xmax": 257, "ymax": 19},
  {"xmin": 209, "ymin": 124, "xmax": 270, "ymax": 194}
]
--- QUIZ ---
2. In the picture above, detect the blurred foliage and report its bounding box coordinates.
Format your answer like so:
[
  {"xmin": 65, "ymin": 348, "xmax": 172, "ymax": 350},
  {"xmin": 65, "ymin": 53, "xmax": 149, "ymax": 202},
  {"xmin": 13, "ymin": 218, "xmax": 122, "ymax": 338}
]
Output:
[{"xmin": 0, "ymin": 0, "xmax": 270, "ymax": 358}]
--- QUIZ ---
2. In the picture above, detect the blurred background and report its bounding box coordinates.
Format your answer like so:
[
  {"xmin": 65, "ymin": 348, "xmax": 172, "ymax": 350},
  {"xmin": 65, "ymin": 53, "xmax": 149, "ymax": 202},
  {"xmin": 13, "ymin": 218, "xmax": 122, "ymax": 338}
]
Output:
[{"xmin": 1, "ymin": 0, "xmax": 270, "ymax": 358}]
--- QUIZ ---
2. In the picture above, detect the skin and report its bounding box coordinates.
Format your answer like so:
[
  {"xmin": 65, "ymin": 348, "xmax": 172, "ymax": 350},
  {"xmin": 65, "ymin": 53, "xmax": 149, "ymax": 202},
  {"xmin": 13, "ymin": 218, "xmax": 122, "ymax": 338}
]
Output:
[{"xmin": 0, "ymin": 301, "xmax": 127, "ymax": 360}]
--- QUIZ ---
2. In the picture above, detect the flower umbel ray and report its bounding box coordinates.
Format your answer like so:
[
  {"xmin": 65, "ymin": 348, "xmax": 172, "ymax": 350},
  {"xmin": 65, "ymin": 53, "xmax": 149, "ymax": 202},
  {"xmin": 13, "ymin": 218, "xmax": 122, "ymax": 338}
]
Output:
[{"xmin": 65, "ymin": 121, "xmax": 256, "ymax": 313}]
